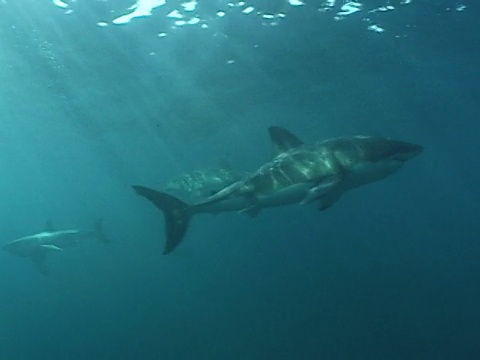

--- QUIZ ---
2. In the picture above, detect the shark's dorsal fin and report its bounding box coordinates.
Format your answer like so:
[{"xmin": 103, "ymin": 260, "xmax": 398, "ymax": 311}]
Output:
[
  {"xmin": 45, "ymin": 220, "xmax": 55, "ymax": 232},
  {"xmin": 268, "ymin": 126, "xmax": 304, "ymax": 155}
]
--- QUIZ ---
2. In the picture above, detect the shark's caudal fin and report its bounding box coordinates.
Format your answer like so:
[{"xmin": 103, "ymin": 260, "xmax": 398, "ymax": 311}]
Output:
[
  {"xmin": 94, "ymin": 219, "xmax": 110, "ymax": 244},
  {"xmin": 132, "ymin": 185, "xmax": 191, "ymax": 254}
]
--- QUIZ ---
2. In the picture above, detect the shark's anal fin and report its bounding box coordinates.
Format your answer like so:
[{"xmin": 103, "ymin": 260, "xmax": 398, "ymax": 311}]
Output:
[
  {"xmin": 133, "ymin": 185, "xmax": 191, "ymax": 254},
  {"xmin": 32, "ymin": 251, "xmax": 49, "ymax": 276},
  {"xmin": 40, "ymin": 244, "xmax": 64, "ymax": 252}
]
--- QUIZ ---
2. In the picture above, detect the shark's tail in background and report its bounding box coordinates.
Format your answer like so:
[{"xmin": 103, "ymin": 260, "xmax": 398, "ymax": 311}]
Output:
[{"xmin": 132, "ymin": 185, "xmax": 191, "ymax": 254}]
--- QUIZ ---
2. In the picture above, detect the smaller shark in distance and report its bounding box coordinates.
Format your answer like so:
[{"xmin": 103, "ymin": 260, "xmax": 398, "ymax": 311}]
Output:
[
  {"xmin": 2, "ymin": 219, "xmax": 109, "ymax": 275},
  {"xmin": 133, "ymin": 126, "xmax": 423, "ymax": 254}
]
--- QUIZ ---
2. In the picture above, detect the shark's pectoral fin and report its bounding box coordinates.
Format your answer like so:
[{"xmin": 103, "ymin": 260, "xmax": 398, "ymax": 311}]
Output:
[
  {"xmin": 318, "ymin": 191, "xmax": 343, "ymax": 211},
  {"xmin": 40, "ymin": 244, "xmax": 64, "ymax": 252},
  {"xmin": 301, "ymin": 175, "xmax": 342, "ymax": 204},
  {"xmin": 32, "ymin": 251, "xmax": 49, "ymax": 276}
]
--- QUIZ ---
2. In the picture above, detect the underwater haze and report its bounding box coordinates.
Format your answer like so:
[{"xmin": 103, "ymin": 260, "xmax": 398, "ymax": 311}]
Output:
[{"xmin": 1, "ymin": 0, "xmax": 479, "ymax": 359}]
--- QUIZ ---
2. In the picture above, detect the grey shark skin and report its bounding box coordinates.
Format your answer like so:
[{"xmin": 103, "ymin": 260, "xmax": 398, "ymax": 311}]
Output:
[
  {"xmin": 133, "ymin": 126, "xmax": 423, "ymax": 254},
  {"xmin": 164, "ymin": 162, "xmax": 246, "ymax": 201},
  {"xmin": 2, "ymin": 220, "xmax": 109, "ymax": 275}
]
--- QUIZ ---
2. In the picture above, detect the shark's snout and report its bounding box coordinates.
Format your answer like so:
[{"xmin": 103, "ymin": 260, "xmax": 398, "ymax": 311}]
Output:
[{"xmin": 393, "ymin": 142, "xmax": 423, "ymax": 162}]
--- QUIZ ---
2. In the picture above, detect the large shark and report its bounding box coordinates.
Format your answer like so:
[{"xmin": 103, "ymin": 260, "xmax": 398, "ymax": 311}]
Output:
[
  {"xmin": 133, "ymin": 126, "xmax": 423, "ymax": 254},
  {"xmin": 2, "ymin": 219, "xmax": 109, "ymax": 275}
]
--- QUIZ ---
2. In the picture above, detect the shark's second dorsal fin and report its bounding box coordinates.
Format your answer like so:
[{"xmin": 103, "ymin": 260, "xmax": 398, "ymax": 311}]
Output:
[
  {"xmin": 268, "ymin": 126, "xmax": 304, "ymax": 155},
  {"xmin": 45, "ymin": 220, "xmax": 55, "ymax": 232}
]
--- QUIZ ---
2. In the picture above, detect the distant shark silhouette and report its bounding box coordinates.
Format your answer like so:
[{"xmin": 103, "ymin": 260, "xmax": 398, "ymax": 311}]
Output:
[
  {"xmin": 2, "ymin": 220, "xmax": 109, "ymax": 275},
  {"xmin": 133, "ymin": 126, "xmax": 423, "ymax": 254}
]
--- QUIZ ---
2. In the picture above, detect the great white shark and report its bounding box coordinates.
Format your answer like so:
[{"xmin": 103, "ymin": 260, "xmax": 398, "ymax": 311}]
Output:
[
  {"xmin": 2, "ymin": 219, "xmax": 109, "ymax": 275},
  {"xmin": 133, "ymin": 126, "xmax": 423, "ymax": 254}
]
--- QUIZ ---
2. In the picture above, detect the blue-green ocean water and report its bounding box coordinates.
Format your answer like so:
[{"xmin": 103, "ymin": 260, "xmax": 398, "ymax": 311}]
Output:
[{"xmin": 0, "ymin": 1, "xmax": 479, "ymax": 359}]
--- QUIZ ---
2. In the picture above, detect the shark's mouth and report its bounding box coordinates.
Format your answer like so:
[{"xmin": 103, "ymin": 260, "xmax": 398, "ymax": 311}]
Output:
[{"xmin": 392, "ymin": 150, "xmax": 423, "ymax": 162}]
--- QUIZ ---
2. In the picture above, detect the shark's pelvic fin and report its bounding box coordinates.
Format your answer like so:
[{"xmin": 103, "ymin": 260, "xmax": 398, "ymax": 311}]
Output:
[
  {"xmin": 133, "ymin": 185, "xmax": 191, "ymax": 254},
  {"xmin": 318, "ymin": 190, "xmax": 343, "ymax": 211},
  {"xmin": 239, "ymin": 206, "xmax": 261, "ymax": 218},
  {"xmin": 238, "ymin": 193, "xmax": 261, "ymax": 218},
  {"xmin": 301, "ymin": 175, "xmax": 343, "ymax": 204},
  {"xmin": 268, "ymin": 126, "xmax": 304, "ymax": 155},
  {"xmin": 94, "ymin": 218, "xmax": 110, "ymax": 244},
  {"xmin": 40, "ymin": 244, "xmax": 64, "ymax": 252},
  {"xmin": 32, "ymin": 251, "xmax": 49, "ymax": 276}
]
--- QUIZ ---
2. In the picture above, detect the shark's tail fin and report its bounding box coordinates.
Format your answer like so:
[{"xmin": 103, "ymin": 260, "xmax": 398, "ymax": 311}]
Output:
[
  {"xmin": 94, "ymin": 218, "xmax": 110, "ymax": 244},
  {"xmin": 133, "ymin": 185, "xmax": 191, "ymax": 254}
]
